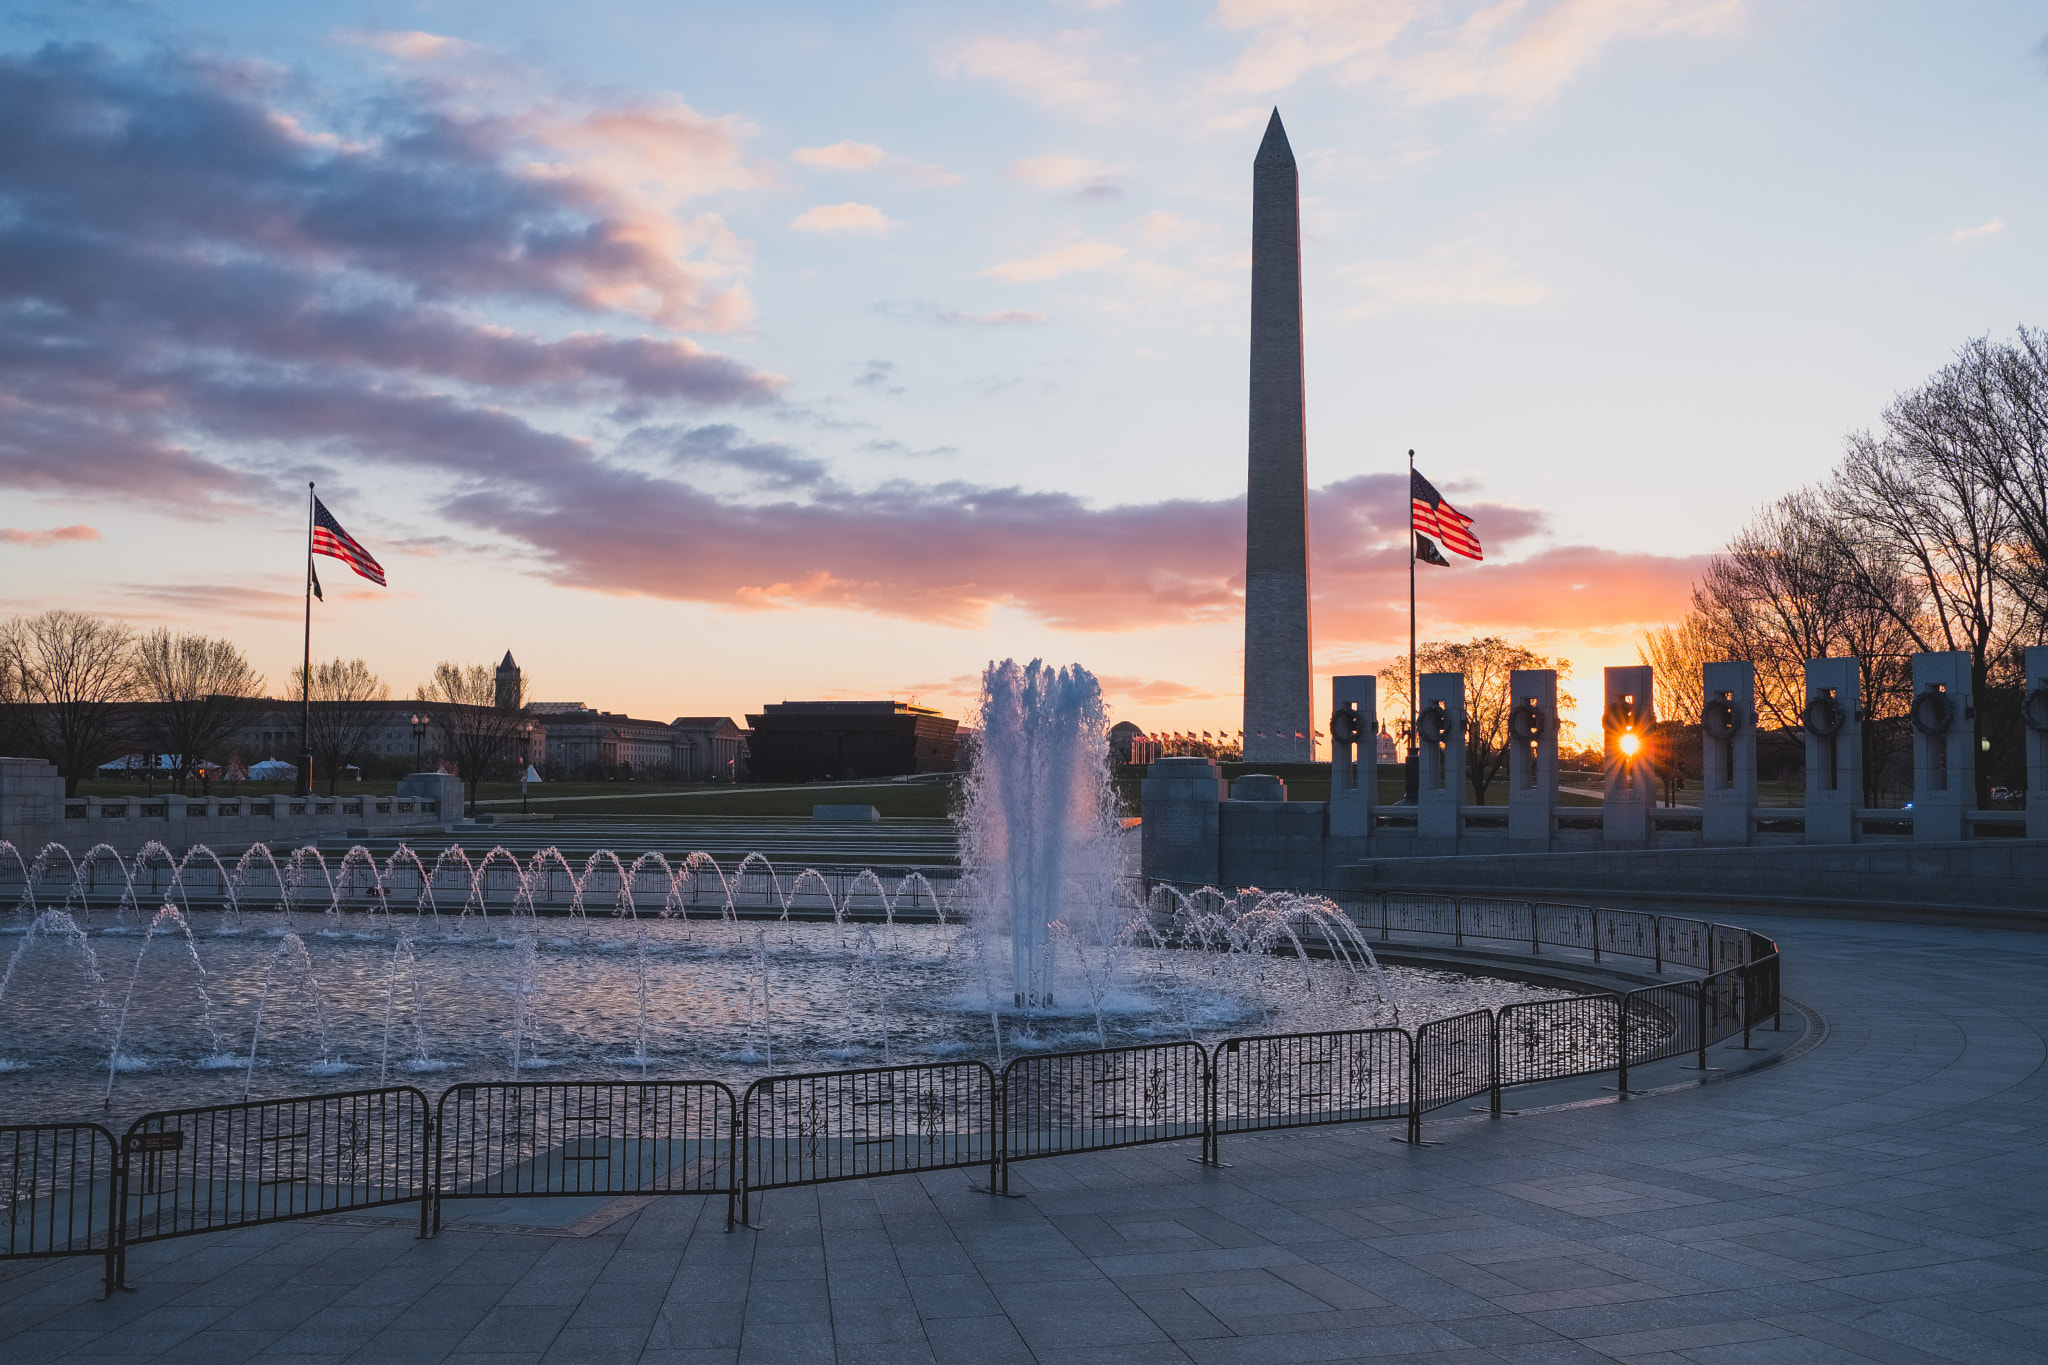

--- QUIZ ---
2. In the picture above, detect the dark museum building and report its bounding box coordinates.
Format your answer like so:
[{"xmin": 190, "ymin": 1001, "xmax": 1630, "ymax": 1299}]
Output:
[{"xmin": 743, "ymin": 701, "xmax": 960, "ymax": 783}]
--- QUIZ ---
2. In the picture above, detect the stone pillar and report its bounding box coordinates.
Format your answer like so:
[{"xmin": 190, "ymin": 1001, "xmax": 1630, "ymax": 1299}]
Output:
[
  {"xmin": 1700, "ymin": 661, "xmax": 1758, "ymax": 846},
  {"xmin": 1328, "ymin": 674, "xmax": 1374, "ymax": 839},
  {"xmin": 1417, "ymin": 671, "xmax": 1465, "ymax": 849},
  {"xmin": 1140, "ymin": 756, "xmax": 1227, "ymax": 887},
  {"xmin": 2025, "ymin": 646, "xmax": 2048, "ymax": 842},
  {"xmin": 1802, "ymin": 657, "xmax": 1862, "ymax": 844},
  {"xmin": 1240, "ymin": 110, "xmax": 1313, "ymax": 764},
  {"xmin": 1602, "ymin": 665, "xmax": 1655, "ymax": 846},
  {"xmin": 1910, "ymin": 651, "xmax": 1975, "ymax": 842},
  {"xmin": 1505, "ymin": 668, "xmax": 1557, "ymax": 850}
]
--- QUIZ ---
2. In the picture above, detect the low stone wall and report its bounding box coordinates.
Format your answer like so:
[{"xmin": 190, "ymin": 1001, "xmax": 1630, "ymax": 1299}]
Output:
[
  {"xmin": 1338, "ymin": 838, "xmax": 2048, "ymax": 924},
  {"xmin": 0, "ymin": 757, "xmax": 465, "ymax": 856}
]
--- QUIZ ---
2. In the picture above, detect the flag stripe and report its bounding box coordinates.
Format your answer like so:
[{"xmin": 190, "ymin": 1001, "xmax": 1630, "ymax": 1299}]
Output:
[
  {"xmin": 312, "ymin": 498, "xmax": 386, "ymax": 586},
  {"xmin": 1409, "ymin": 468, "xmax": 1484, "ymax": 561}
]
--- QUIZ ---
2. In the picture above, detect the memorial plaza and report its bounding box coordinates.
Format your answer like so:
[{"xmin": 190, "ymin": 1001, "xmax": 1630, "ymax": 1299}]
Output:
[{"xmin": 4, "ymin": 909, "xmax": 2044, "ymax": 1365}]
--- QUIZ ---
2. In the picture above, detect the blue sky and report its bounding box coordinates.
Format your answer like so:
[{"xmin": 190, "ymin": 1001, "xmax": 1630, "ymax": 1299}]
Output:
[{"xmin": 3, "ymin": 1, "xmax": 2043, "ymax": 733}]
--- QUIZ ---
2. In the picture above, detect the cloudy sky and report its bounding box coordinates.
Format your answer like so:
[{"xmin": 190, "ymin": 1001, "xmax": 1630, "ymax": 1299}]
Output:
[{"xmin": 3, "ymin": 2, "xmax": 2044, "ymax": 735}]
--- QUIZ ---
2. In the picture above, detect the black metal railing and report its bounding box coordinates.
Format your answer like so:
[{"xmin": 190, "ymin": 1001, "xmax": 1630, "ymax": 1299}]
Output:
[
  {"xmin": 1001, "ymin": 1042, "xmax": 1208, "ymax": 1183},
  {"xmin": 737, "ymin": 1062, "xmax": 994, "ymax": 1224},
  {"xmin": 1211, "ymin": 1029, "xmax": 1409, "ymax": 1142},
  {"xmin": 2, "ymin": 892, "xmax": 1784, "ymax": 1284},
  {"xmin": 115, "ymin": 1087, "xmax": 431, "ymax": 1288},
  {"xmin": 433, "ymin": 1081, "xmax": 735, "ymax": 1233},
  {"xmin": 2, "ymin": 1123, "xmax": 119, "ymax": 1295}
]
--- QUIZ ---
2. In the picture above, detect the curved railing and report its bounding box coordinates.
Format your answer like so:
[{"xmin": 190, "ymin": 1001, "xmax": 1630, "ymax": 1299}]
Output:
[{"xmin": 3, "ymin": 889, "xmax": 1781, "ymax": 1293}]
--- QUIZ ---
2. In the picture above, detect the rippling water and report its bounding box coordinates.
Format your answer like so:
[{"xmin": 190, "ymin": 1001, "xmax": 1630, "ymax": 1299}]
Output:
[{"xmin": 0, "ymin": 912, "xmax": 1575, "ymax": 1127}]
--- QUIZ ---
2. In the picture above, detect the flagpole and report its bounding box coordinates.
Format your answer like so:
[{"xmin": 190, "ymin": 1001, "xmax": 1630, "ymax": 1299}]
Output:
[
  {"xmin": 297, "ymin": 481, "xmax": 314, "ymax": 798},
  {"xmin": 1406, "ymin": 448, "xmax": 1419, "ymax": 805}
]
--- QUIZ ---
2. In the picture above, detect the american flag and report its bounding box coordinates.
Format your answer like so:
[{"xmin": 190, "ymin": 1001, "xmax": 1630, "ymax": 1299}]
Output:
[
  {"xmin": 312, "ymin": 497, "xmax": 385, "ymax": 586},
  {"xmin": 1410, "ymin": 468, "xmax": 1483, "ymax": 561}
]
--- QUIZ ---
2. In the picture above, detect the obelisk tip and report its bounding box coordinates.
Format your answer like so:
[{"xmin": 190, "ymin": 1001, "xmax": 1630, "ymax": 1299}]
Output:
[{"xmin": 1255, "ymin": 108, "xmax": 1294, "ymax": 167}]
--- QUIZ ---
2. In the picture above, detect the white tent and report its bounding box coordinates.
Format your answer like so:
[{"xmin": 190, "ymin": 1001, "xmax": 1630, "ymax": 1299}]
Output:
[{"xmin": 247, "ymin": 759, "xmax": 297, "ymax": 780}]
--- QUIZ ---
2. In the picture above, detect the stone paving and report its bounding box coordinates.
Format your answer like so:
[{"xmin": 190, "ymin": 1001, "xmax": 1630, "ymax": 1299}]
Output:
[{"xmin": 4, "ymin": 913, "xmax": 2046, "ymax": 1364}]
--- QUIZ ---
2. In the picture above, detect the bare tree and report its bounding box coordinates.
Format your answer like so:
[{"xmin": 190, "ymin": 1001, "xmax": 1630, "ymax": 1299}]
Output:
[
  {"xmin": 289, "ymin": 658, "xmax": 391, "ymax": 794},
  {"xmin": 415, "ymin": 661, "xmax": 530, "ymax": 814},
  {"xmin": 1638, "ymin": 615, "xmax": 1716, "ymax": 726},
  {"xmin": 134, "ymin": 630, "xmax": 265, "ymax": 793},
  {"xmin": 0, "ymin": 611, "xmax": 139, "ymax": 796},
  {"xmin": 1381, "ymin": 638, "xmax": 1573, "ymax": 803},
  {"xmin": 1826, "ymin": 372, "xmax": 2031, "ymax": 804},
  {"xmin": 1689, "ymin": 490, "xmax": 1916, "ymax": 733},
  {"xmin": 1934, "ymin": 328, "xmax": 2048, "ymax": 618}
]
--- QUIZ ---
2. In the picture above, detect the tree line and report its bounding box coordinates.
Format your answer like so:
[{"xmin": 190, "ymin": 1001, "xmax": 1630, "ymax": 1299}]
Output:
[
  {"xmin": 1648, "ymin": 326, "xmax": 2048, "ymax": 804},
  {"xmin": 0, "ymin": 610, "xmax": 534, "ymax": 802}
]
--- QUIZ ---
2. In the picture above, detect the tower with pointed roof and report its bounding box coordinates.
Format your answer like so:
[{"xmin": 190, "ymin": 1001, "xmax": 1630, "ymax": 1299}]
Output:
[
  {"xmin": 495, "ymin": 650, "xmax": 522, "ymax": 711},
  {"xmin": 1242, "ymin": 109, "xmax": 1314, "ymax": 763}
]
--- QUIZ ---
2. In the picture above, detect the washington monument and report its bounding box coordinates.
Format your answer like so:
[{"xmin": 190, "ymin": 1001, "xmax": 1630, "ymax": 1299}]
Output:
[{"xmin": 1242, "ymin": 109, "xmax": 1313, "ymax": 763}]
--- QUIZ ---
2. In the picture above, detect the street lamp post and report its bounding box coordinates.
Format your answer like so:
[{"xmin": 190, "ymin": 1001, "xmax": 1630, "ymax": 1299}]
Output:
[
  {"xmin": 519, "ymin": 722, "xmax": 534, "ymax": 813},
  {"xmin": 411, "ymin": 714, "xmax": 426, "ymax": 772}
]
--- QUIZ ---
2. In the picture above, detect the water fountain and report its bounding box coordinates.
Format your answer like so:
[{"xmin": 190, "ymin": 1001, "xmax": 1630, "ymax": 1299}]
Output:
[{"xmin": 0, "ymin": 658, "xmax": 1586, "ymax": 1127}]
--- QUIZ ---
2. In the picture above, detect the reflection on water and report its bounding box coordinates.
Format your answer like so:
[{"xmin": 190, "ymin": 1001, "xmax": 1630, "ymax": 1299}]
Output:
[{"xmin": 0, "ymin": 913, "xmax": 1569, "ymax": 1127}]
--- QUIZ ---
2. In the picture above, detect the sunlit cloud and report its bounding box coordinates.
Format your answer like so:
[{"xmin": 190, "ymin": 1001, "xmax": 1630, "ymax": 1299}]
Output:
[
  {"xmin": 938, "ymin": 30, "xmax": 1132, "ymax": 118},
  {"xmin": 979, "ymin": 241, "xmax": 1127, "ymax": 283},
  {"xmin": 792, "ymin": 140, "xmax": 960, "ymax": 184},
  {"xmin": 875, "ymin": 301, "xmax": 1049, "ymax": 327},
  {"xmin": 0, "ymin": 525, "xmax": 100, "ymax": 547},
  {"xmin": 1006, "ymin": 153, "xmax": 1127, "ymax": 197},
  {"xmin": 1130, "ymin": 211, "xmax": 1213, "ymax": 246},
  {"xmin": 1213, "ymin": 0, "xmax": 1745, "ymax": 112},
  {"xmin": 1946, "ymin": 218, "xmax": 2004, "ymax": 244},
  {"xmin": 790, "ymin": 201, "xmax": 899, "ymax": 234},
  {"xmin": 338, "ymin": 29, "xmax": 482, "ymax": 62},
  {"xmin": 1339, "ymin": 243, "xmax": 1552, "ymax": 316}
]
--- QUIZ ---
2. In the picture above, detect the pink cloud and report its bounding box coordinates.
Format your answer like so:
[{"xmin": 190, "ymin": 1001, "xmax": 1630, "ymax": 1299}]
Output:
[{"xmin": 0, "ymin": 524, "xmax": 100, "ymax": 547}]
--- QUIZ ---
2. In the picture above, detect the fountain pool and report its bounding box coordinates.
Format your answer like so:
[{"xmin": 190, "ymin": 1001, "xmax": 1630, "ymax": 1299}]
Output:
[{"xmin": 0, "ymin": 907, "xmax": 1581, "ymax": 1127}]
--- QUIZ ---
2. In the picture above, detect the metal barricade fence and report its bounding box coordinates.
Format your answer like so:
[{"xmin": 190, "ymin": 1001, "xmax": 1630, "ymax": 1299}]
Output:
[
  {"xmin": 1709, "ymin": 924, "xmax": 1751, "ymax": 970},
  {"xmin": 118, "ymin": 1087, "xmax": 431, "ymax": 1285},
  {"xmin": 1001, "ymin": 1042, "xmax": 1207, "ymax": 1185},
  {"xmin": 1212, "ymin": 1029, "xmax": 1408, "ymax": 1143},
  {"xmin": 1659, "ymin": 917, "xmax": 1711, "ymax": 971},
  {"xmin": 738, "ymin": 1062, "xmax": 995, "ymax": 1224},
  {"xmin": 1414, "ymin": 1010, "xmax": 1496, "ymax": 1119},
  {"xmin": 1619, "ymin": 983, "xmax": 1697, "ymax": 1078},
  {"xmin": 1532, "ymin": 902, "xmax": 1596, "ymax": 956},
  {"xmin": 1597, "ymin": 910, "xmax": 1658, "ymax": 965},
  {"xmin": 1496, "ymin": 996, "xmax": 1620, "ymax": 1089},
  {"xmin": 1385, "ymin": 893, "xmax": 1460, "ymax": 942},
  {"xmin": 1459, "ymin": 898, "xmax": 1531, "ymax": 951},
  {"xmin": 0, "ymin": 893, "xmax": 1785, "ymax": 1274},
  {"xmin": 2, "ymin": 1123, "xmax": 120, "ymax": 1296},
  {"xmin": 433, "ymin": 1081, "xmax": 735, "ymax": 1233}
]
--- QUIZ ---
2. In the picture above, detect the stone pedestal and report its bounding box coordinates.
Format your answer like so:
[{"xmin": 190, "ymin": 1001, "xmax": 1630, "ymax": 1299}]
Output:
[
  {"xmin": 1910, "ymin": 651, "xmax": 1974, "ymax": 842},
  {"xmin": 0, "ymin": 757, "xmax": 65, "ymax": 835},
  {"xmin": 1328, "ymin": 675, "xmax": 1374, "ymax": 839},
  {"xmin": 1417, "ymin": 672, "xmax": 1465, "ymax": 849},
  {"xmin": 1140, "ymin": 757, "xmax": 1227, "ymax": 887},
  {"xmin": 1701, "ymin": 661, "xmax": 1758, "ymax": 846},
  {"xmin": 1803, "ymin": 657, "xmax": 1862, "ymax": 844},
  {"xmin": 1505, "ymin": 668, "xmax": 1557, "ymax": 850},
  {"xmin": 2026, "ymin": 647, "xmax": 2048, "ymax": 842},
  {"xmin": 397, "ymin": 771, "xmax": 464, "ymax": 819},
  {"xmin": 1603, "ymin": 666, "xmax": 1655, "ymax": 847}
]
